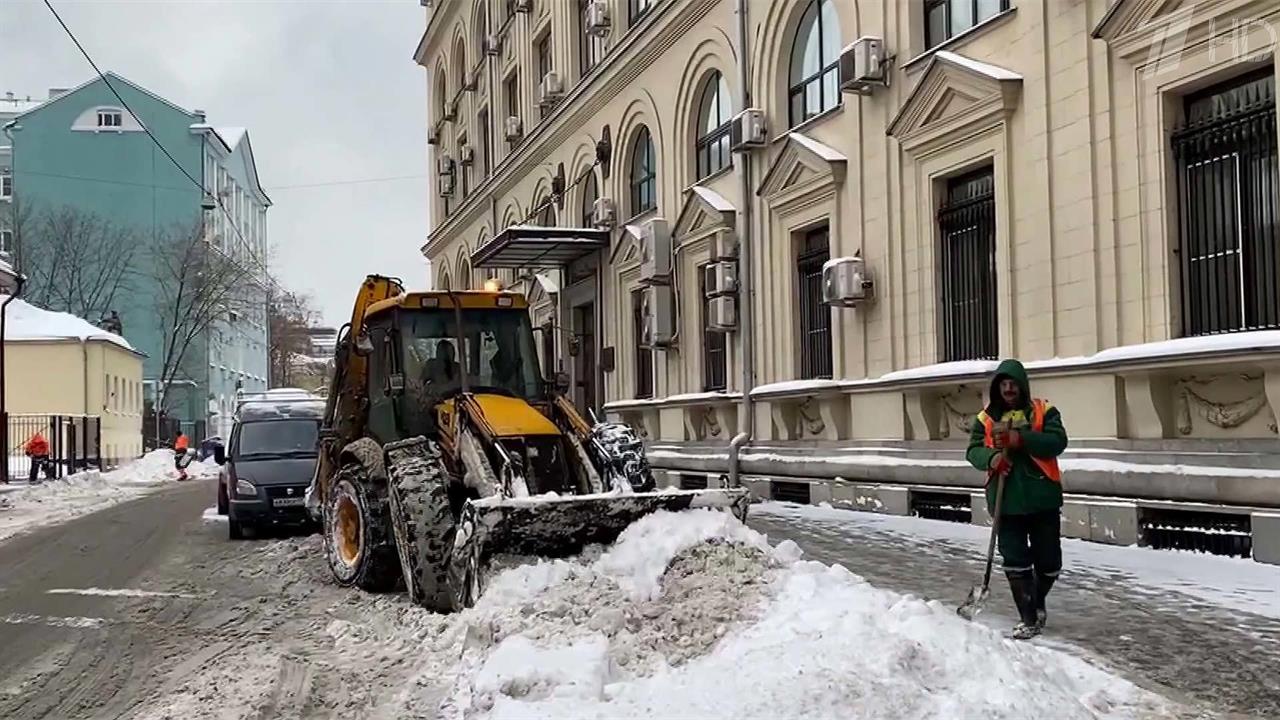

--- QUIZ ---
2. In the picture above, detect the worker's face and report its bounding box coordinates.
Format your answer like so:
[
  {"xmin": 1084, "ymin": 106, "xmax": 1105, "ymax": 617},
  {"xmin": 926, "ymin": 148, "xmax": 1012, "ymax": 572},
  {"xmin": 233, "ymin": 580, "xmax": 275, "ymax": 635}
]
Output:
[{"xmin": 999, "ymin": 378, "xmax": 1020, "ymax": 405}]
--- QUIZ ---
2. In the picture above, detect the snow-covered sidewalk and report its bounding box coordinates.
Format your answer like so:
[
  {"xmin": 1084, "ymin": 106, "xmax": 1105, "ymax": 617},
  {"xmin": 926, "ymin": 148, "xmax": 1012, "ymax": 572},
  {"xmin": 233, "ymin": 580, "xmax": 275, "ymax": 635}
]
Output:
[{"xmin": 0, "ymin": 450, "xmax": 214, "ymax": 543}]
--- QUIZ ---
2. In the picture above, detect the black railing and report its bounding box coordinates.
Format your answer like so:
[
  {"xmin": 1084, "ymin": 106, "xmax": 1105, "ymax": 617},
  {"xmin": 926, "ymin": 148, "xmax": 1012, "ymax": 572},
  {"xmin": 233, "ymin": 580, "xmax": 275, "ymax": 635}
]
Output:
[
  {"xmin": 2, "ymin": 414, "xmax": 102, "ymax": 483},
  {"xmin": 797, "ymin": 227, "xmax": 833, "ymax": 379},
  {"xmin": 1172, "ymin": 70, "xmax": 1279, "ymax": 337},
  {"xmin": 938, "ymin": 168, "xmax": 999, "ymax": 361},
  {"xmin": 143, "ymin": 410, "xmax": 182, "ymax": 452}
]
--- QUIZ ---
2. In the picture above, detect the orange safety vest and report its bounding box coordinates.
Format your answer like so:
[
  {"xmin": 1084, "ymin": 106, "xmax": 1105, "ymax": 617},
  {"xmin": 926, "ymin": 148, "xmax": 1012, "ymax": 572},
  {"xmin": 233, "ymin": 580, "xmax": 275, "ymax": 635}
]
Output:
[
  {"xmin": 174, "ymin": 435, "xmax": 189, "ymax": 452},
  {"xmin": 978, "ymin": 399, "xmax": 1061, "ymax": 482}
]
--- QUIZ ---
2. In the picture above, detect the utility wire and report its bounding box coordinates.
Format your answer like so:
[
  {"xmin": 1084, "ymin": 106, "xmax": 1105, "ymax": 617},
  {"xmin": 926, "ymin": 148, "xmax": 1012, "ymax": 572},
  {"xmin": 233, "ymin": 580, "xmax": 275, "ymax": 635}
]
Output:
[{"xmin": 42, "ymin": 0, "xmax": 275, "ymax": 287}]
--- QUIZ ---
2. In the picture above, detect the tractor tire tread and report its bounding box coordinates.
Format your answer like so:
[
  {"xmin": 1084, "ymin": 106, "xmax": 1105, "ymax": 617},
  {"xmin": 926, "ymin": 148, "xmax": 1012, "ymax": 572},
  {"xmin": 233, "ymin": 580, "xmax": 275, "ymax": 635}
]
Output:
[{"xmin": 386, "ymin": 442, "xmax": 457, "ymax": 613}]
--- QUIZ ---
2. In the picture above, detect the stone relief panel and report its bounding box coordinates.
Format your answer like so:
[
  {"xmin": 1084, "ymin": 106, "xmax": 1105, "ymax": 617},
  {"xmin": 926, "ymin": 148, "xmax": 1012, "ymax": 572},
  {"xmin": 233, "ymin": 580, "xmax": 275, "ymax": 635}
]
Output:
[{"xmin": 1172, "ymin": 374, "xmax": 1278, "ymax": 438}]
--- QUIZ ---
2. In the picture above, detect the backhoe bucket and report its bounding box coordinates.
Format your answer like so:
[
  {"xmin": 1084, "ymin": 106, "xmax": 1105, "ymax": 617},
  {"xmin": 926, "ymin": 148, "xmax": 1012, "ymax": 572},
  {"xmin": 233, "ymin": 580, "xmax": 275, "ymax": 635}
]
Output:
[{"xmin": 449, "ymin": 488, "xmax": 751, "ymax": 598}]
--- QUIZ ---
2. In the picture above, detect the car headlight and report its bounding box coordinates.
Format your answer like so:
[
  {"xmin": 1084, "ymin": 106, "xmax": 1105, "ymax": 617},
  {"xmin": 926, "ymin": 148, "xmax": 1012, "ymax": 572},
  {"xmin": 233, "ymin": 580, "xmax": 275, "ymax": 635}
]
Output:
[{"xmin": 235, "ymin": 478, "xmax": 257, "ymax": 497}]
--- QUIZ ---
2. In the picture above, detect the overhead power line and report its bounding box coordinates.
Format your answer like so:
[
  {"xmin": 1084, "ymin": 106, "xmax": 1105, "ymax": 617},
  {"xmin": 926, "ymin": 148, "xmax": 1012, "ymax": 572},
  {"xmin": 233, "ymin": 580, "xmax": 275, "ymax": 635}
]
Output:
[{"xmin": 42, "ymin": 0, "xmax": 275, "ymax": 286}]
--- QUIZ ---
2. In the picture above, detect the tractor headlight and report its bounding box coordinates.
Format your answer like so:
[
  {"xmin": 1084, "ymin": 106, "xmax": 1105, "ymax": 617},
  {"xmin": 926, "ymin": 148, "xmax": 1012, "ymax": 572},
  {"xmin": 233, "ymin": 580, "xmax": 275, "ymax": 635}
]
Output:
[{"xmin": 235, "ymin": 478, "xmax": 258, "ymax": 498}]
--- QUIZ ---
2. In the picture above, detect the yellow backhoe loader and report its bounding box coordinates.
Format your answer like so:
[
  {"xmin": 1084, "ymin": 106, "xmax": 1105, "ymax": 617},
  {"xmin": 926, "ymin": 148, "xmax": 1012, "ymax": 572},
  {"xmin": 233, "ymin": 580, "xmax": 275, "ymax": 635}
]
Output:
[{"xmin": 307, "ymin": 275, "xmax": 749, "ymax": 612}]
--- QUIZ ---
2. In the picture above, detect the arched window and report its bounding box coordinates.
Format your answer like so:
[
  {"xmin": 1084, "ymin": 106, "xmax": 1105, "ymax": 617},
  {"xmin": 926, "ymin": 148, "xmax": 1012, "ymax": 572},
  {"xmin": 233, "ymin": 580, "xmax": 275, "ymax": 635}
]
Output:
[
  {"xmin": 434, "ymin": 68, "xmax": 448, "ymax": 123},
  {"xmin": 439, "ymin": 270, "xmax": 452, "ymax": 291},
  {"xmin": 695, "ymin": 71, "xmax": 733, "ymax": 180},
  {"xmin": 458, "ymin": 258, "xmax": 472, "ymax": 289},
  {"xmin": 581, "ymin": 169, "xmax": 599, "ymax": 228},
  {"xmin": 788, "ymin": 0, "xmax": 841, "ymax": 127},
  {"xmin": 535, "ymin": 195, "xmax": 557, "ymax": 227},
  {"xmin": 629, "ymin": 126, "xmax": 656, "ymax": 216},
  {"xmin": 454, "ymin": 39, "xmax": 467, "ymax": 95}
]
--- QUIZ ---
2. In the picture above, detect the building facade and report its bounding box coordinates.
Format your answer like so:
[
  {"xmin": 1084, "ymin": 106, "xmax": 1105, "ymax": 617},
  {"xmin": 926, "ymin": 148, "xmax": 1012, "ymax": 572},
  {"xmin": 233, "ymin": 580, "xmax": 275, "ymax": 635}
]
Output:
[
  {"xmin": 5, "ymin": 74, "xmax": 270, "ymax": 441},
  {"xmin": 1, "ymin": 92, "xmax": 45, "ymax": 266},
  {"xmin": 417, "ymin": 0, "xmax": 1280, "ymax": 562}
]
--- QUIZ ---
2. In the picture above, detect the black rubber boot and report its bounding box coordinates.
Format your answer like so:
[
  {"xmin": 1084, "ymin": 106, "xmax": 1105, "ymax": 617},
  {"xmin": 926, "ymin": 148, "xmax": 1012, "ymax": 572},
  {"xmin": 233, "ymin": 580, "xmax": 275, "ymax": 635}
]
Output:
[
  {"xmin": 1035, "ymin": 572, "xmax": 1057, "ymax": 629},
  {"xmin": 1006, "ymin": 570, "xmax": 1041, "ymax": 640}
]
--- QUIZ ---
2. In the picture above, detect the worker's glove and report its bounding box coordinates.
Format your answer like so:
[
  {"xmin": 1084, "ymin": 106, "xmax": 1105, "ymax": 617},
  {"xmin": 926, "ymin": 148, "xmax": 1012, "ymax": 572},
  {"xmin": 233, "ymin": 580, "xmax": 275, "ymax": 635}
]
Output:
[
  {"xmin": 1003, "ymin": 429, "xmax": 1022, "ymax": 450},
  {"xmin": 988, "ymin": 453, "xmax": 1012, "ymax": 477}
]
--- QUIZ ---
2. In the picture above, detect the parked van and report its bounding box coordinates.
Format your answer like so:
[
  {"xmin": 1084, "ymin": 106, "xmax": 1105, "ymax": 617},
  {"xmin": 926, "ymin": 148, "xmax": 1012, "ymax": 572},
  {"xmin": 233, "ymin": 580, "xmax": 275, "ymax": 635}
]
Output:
[{"xmin": 215, "ymin": 397, "xmax": 324, "ymax": 539}]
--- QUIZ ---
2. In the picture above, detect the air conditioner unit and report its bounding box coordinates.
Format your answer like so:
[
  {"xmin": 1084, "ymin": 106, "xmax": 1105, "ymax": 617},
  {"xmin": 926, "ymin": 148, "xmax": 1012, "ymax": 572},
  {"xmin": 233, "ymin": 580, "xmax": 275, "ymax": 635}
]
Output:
[
  {"xmin": 710, "ymin": 229, "xmax": 739, "ymax": 261},
  {"xmin": 839, "ymin": 37, "xmax": 888, "ymax": 95},
  {"xmin": 592, "ymin": 197, "xmax": 616, "ymax": 228},
  {"xmin": 822, "ymin": 254, "xmax": 875, "ymax": 307},
  {"xmin": 442, "ymin": 99, "xmax": 458, "ymax": 122},
  {"xmin": 504, "ymin": 115, "xmax": 523, "ymax": 142},
  {"xmin": 539, "ymin": 72, "xmax": 564, "ymax": 107},
  {"xmin": 641, "ymin": 285, "xmax": 674, "ymax": 348},
  {"xmin": 729, "ymin": 108, "xmax": 767, "ymax": 152},
  {"xmin": 585, "ymin": 1, "xmax": 611, "ymax": 37},
  {"xmin": 459, "ymin": 145, "xmax": 475, "ymax": 166},
  {"xmin": 639, "ymin": 217, "xmax": 671, "ymax": 283},
  {"xmin": 703, "ymin": 262, "xmax": 738, "ymax": 297},
  {"xmin": 419, "ymin": 0, "xmax": 432, "ymax": 7},
  {"xmin": 437, "ymin": 156, "xmax": 456, "ymax": 197},
  {"xmin": 427, "ymin": 124, "xmax": 440, "ymax": 145},
  {"xmin": 707, "ymin": 296, "xmax": 737, "ymax": 331},
  {"xmin": 514, "ymin": 0, "xmax": 532, "ymax": 12},
  {"xmin": 484, "ymin": 34, "xmax": 502, "ymax": 56}
]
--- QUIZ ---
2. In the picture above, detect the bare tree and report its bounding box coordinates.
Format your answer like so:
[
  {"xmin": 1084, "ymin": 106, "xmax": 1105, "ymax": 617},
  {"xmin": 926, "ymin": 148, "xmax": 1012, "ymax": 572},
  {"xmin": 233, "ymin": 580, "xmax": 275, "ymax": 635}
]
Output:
[
  {"xmin": 19, "ymin": 204, "xmax": 139, "ymax": 321},
  {"xmin": 149, "ymin": 221, "xmax": 257, "ymax": 416},
  {"xmin": 268, "ymin": 288, "xmax": 318, "ymax": 387}
]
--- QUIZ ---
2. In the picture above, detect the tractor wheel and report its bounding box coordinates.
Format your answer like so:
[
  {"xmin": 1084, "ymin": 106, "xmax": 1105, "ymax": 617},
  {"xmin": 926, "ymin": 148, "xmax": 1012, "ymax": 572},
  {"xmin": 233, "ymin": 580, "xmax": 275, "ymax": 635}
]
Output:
[
  {"xmin": 386, "ymin": 441, "xmax": 458, "ymax": 613},
  {"xmin": 324, "ymin": 463, "xmax": 401, "ymax": 592}
]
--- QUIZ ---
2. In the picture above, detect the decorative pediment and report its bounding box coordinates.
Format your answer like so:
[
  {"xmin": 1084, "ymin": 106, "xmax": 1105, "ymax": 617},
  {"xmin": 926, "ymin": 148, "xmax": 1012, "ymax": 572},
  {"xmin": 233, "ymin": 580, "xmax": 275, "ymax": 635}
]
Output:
[
  {"xmin": 887, "ymin": 51, "xmax": 1022, "ymax": 155},
  {"xmin": 1091, "ymin": 0, "xmax": 1185, "ymax": 42},
  {"xmin": 674, "ymin": 185, "xmax": 736, "ymax": 238},
  {"xmin": 610, "ymin": 224, "xmax": 643, "ymax": 266},
  {"xmin": 757, "ymin": 132, "xmax": 847, "ymax": 199}
]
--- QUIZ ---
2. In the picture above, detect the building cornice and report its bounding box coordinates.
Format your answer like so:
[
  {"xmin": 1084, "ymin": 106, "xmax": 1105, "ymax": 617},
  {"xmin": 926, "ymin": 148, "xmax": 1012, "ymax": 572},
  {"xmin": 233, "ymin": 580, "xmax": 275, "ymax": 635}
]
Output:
[{"xmin": 422, "ymin": 0, "xmax": 717, "ymax": 258}]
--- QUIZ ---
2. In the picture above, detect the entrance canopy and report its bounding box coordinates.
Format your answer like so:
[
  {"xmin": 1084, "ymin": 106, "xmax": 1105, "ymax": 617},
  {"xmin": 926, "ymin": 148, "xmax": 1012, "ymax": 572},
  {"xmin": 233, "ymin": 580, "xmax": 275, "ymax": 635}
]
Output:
[{"xmin": 471, "ymin": 225, "xmax": 610, "ymax": 269}]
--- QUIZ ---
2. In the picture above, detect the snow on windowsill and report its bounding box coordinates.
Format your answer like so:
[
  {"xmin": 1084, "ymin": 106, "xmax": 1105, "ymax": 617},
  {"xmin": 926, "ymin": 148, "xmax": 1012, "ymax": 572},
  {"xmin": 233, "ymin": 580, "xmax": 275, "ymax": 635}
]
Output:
[{"xmin": 604, "ymin": 391, "xmax": 740, "ymax": 411}]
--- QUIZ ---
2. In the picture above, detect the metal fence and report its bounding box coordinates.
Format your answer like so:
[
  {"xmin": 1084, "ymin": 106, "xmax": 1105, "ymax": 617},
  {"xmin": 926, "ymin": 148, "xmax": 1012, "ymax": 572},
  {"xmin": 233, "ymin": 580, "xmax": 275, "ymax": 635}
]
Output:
[
  {"xmin": 2, "ymin": 413, "xmax": 102, "ymax": 483},
  {"xmin": 1172, "ymin": 69, "xmax": 1279, "ymax": 337},
  {"xmin": 142, "ymin": 409, "xmax": 182, "ymax": 452},
  {"xmin": 938, "ymin": 168, "xmax": 999, "ymax": 362}
]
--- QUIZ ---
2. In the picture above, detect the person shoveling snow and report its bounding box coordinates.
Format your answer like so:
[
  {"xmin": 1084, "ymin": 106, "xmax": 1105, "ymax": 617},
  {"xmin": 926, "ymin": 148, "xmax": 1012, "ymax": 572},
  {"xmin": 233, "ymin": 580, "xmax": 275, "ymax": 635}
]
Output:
[{"xmin": 963, "ymin": 358, "xmax": 1069, "ymax": 640}]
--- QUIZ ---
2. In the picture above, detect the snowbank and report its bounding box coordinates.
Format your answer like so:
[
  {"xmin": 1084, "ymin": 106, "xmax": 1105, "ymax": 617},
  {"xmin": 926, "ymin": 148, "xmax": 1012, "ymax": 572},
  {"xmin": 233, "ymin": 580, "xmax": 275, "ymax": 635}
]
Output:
[
  {"xmin": 0, "ymin": 295, "xmax": 135, "ymax": 352},
  {"xmin": 371, "ymin": 511, "xmax": 1183, "ymax": 719},
  {"xmin": 0, "ymin": 449, "xmax": 214, "ymax": 543}
]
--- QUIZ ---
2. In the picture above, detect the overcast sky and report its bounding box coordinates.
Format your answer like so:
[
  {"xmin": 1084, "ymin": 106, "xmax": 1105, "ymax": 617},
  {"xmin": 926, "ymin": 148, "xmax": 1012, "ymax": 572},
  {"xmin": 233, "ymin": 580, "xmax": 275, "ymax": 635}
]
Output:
[{"xmin": 1, "ymin": 0, "xmax": 429, "ymax": 326}]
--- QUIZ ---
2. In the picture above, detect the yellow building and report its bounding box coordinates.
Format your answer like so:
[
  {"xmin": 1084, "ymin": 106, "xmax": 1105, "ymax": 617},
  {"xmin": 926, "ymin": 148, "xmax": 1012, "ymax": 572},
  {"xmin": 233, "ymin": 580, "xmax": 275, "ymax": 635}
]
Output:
[{"xmin": 3, "ymin": 298, "xmax": 144, "ymax": 466}]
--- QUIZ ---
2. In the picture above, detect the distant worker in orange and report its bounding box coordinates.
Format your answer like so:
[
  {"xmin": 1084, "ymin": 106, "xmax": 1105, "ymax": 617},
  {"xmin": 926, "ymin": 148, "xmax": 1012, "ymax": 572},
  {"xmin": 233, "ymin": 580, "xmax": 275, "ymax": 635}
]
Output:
[
  {"xmin": 24, "ymin": 431, "xmax": 53, "ymax": 483},
  {"xmin": 173, "ymin": 431, "xmax": 192, "ymax": 480}
]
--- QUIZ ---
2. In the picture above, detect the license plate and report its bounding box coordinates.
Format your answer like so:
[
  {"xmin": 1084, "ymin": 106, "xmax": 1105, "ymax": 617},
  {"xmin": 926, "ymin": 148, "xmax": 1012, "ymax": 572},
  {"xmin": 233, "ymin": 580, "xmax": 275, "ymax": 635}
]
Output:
[{"xmin": 272, "ymin": 497, "xmax": 305, "ymax": 508}]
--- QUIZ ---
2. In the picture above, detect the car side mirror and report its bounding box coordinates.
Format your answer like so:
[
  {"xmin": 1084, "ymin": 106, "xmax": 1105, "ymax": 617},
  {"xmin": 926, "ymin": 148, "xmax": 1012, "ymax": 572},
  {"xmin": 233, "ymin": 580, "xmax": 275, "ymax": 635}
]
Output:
[{"xmin": 213, "ymin": 445, "xmax": 226, "ymax": 465}]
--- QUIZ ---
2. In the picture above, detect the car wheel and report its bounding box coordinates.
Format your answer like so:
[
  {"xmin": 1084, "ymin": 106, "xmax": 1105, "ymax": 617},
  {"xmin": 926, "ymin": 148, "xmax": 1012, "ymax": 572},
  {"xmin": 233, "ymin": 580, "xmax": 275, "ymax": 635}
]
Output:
[
  {"xmin": 217, "ymin": 482, "xmax": 229, "ymax": 515},
  {"xmin": 229, "ymin": 517, "xmax": 245, "ymax": 540}
]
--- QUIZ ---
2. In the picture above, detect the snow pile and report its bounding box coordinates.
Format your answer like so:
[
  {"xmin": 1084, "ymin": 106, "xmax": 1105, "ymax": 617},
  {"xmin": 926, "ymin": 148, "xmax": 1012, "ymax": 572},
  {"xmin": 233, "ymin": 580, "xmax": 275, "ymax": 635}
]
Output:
[
  {"xmin": 370, "ymin": 511, "xmax": 1183, "ymax": 719},
  {"xmin": 0, "ymin": 295, "xmax": 135, "ymax": 351},
  {"xmin": 0, "ymin": 449, "xmax": 212, "ymax": 542}
]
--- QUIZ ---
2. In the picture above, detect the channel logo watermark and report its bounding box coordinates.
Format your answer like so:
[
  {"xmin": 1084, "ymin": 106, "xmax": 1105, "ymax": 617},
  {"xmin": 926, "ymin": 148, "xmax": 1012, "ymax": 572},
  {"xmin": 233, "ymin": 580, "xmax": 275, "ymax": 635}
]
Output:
[{"xmin": 1143, "ymin": 9, "xmax": 1278, "ymax": 78}]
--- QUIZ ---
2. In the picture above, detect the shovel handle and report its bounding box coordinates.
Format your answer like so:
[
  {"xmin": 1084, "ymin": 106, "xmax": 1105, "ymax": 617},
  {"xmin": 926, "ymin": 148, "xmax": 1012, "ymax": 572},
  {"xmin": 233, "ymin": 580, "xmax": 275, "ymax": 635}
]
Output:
[{"xmin": 980, "ymin": 468, "xmax": 1008, "ymax": 590}]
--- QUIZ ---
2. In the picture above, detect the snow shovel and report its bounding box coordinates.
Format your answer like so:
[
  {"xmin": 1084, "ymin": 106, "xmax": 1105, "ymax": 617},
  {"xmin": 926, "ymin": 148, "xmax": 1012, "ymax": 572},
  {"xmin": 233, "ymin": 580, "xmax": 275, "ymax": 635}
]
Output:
[{"xmin": 957, "ymin": 466, "xmax": 1007, "ymax": 620}]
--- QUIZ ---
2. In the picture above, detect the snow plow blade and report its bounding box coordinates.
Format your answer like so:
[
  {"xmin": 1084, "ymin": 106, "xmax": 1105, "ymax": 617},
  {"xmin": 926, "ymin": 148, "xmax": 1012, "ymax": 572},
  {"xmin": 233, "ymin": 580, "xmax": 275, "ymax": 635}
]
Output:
[{"xmin": 452, "ymin": 487, "xmax": 751, "ymax": 566}]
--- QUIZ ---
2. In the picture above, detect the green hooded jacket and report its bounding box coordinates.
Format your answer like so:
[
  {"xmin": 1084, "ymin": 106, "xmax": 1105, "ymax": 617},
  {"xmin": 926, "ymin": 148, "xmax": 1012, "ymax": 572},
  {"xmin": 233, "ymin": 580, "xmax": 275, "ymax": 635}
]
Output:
[{"xmin": 965, "ymin": 359, "xmax": 1068, "ymax": 516}]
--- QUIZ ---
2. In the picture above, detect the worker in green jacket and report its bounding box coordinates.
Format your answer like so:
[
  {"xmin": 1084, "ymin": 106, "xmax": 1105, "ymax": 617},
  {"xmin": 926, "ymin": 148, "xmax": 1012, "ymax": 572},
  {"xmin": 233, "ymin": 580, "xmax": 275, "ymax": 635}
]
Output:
[{"xmin": 966, "ymin": 359, "xmax": 1068, "ymax": 639}]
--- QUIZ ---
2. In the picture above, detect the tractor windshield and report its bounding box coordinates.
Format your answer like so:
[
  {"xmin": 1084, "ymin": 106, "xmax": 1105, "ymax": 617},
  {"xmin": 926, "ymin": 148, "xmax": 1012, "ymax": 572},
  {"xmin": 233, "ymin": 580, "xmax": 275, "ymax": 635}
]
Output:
[{"xmin": 400, "ymin": 307, "xmax": 542, "ymax": 401}]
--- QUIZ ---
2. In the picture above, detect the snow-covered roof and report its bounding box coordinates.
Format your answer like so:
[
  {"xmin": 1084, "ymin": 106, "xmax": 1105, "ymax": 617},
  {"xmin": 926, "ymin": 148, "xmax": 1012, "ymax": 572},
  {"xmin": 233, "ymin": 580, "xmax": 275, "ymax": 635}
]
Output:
[
  {"xmin": 0, "ymin": 96, "xmax": 43, "ymax": 117},
  {"xmin": 788, "ymin": 132, "xmax": 847, "ymax": 163},
  {"xmin": 689, "ymin": 186, "xmax": 734, "ymax": 214},
  {"xmin": 932, "ymin": 51, "xmax": 1023, "ymax": 81},
  {"xmin": 215, "ymin": 126, "xmax": 246, "ymax": 148},
  {"xmin": 0, "ymin": 296, "xmax": 138, "ymax": 353}
]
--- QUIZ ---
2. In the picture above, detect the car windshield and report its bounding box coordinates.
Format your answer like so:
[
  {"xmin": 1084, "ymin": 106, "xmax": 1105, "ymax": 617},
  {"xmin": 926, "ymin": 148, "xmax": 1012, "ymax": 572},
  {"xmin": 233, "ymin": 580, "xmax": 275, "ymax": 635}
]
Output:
[
  {"xmin": 401, "ymin": 307, "xmax": 542, "ymax": 401},
  {"xmin": 234, "ymin": 419, "xmax": 319, "ymax": 459}
]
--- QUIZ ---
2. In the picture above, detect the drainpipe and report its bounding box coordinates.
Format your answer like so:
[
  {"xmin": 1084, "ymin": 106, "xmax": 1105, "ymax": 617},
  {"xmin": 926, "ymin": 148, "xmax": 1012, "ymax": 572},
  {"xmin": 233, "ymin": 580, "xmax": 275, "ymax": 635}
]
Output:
[
  {"xmin": 0, "ymin": 272, "xmax": 26, "ymax": 483},
  {"xmin": 727, "ymin": 0, "xmax": 754, "ymax": 490}
]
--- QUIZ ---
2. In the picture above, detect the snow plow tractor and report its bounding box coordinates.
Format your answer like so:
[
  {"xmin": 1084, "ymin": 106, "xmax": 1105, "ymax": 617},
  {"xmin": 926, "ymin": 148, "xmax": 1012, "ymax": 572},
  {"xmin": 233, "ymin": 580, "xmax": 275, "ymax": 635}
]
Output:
[{"xmin": 308, "ymin": 275, "xmax": 749, "ymax": 612}]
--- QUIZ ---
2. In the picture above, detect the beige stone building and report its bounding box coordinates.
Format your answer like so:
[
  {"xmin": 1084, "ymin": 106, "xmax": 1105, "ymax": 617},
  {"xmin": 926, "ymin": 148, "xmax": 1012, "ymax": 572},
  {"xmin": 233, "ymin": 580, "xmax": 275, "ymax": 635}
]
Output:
[{"xmin": 417, "ymin": 0, "xmax": 1280, "ymax": 562}]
